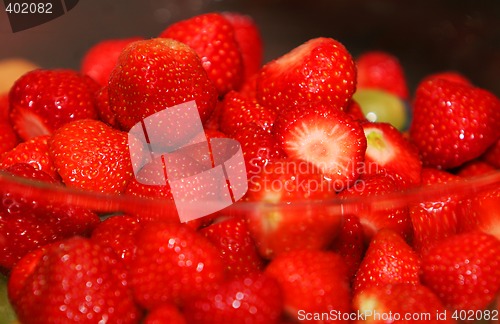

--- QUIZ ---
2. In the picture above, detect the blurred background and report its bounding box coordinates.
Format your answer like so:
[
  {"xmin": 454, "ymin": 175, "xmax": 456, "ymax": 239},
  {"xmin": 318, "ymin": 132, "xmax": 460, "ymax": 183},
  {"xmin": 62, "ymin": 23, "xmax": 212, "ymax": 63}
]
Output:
[{"xmin": 1, "ymin": 0, "xmax": 499, "ymax": 96}]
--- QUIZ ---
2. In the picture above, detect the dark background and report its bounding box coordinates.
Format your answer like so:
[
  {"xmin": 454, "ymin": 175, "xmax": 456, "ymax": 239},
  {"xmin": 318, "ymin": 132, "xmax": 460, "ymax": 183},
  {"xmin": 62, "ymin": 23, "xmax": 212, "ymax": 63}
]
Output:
[{"xmin": 1, "ymin": 0, "xmax": 499, "ymax": 96}]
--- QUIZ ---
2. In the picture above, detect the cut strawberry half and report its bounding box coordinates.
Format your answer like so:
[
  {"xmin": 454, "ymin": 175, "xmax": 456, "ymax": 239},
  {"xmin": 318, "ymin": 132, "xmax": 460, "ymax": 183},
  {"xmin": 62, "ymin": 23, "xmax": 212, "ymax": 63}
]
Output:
[{"xmin": 272, "ymin": 103, "xmax": 367, "ymax": 191}]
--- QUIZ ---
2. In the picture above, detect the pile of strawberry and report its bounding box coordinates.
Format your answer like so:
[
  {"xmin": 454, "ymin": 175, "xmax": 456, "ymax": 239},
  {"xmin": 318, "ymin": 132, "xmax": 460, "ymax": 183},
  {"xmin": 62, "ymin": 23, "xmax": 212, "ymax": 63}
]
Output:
[{"xmin": 0, "ymin": 11, "xmax": 499, "ymax": 323}]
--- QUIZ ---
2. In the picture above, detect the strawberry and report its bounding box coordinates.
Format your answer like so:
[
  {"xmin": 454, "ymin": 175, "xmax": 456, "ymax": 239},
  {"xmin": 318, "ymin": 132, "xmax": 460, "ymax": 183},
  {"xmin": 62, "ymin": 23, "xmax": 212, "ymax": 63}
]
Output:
[
  {"xmin": 160, "ymin": 13, "xmax": 243, "ymax": 95},
  {"xmin": 230, "ymin": 122, "xmax": 284, "ymax": 177},
  {"xmin": 219, "ymin": 90, "xmax": 276, "ymax": 136},
  {"xmin": 9, "ymin": 69, "xmax": 99, "ymax": 141},
  {"xmin": 0, "ymin": 135, "xmax": 59, "ymax": 181},
  {"xmin": 456, "ymin": 160, "xmax": 496, "ymax": 178},
  {"xmin": 481, "ymin": 139, "xmax": 500, "ymax": 168},
  {"xmin": 8, "ymin": 237, "xmax": 141, "ymax": 323},
  {"xmin": 356, "ymin": 50, "xmax": 409, "ymax": 99},
  {"xmin": 257, "ymin": 37, "xmax": 356, "ymax": 113},
  {"xmin": 90, "ymin": 215, "xmax": 142, "ymax": 267},
  {"xmin": 0, "ymin": 164, "xmax": 100, "ymax": 271},
  {"xmin": 420, "ymin": 70, "xmax": 472, "ymax": 86},
  {"xmin": 409, "ymin": 168, "xmax": 462, "ymax": 254},
  {"xmin": 200, "ymin": 216, "xmax": 265, "ymax": 278},
  {"xmin": 108, "ymin": 38, "xmax": 217, "ymax": 130},
  {"xmin": 0, "ymin": 121, "xmax": 19, "ymax": 155},
  {"xmin": 352, "ymin": 229, "xmax": 420, "ymax": 294},
  {"xmin": 183, "ymin": 273, "xmax": 283, "ymax": 324},
  {"xmin": 338, "ymin": 174, "xmax": 412, "ymax": 241},
  {"xmin": 245, "ymin": 159, "xmax": 341, "ymax": 259},
  {"xmin": 222, "ymin": 12, "xmax": 263, "ymax": 82},
  {"xmin": 272, "ymin": 102, "xmax": 367, "ymax": 191},
  {"xmin": 330, "ymin": 214, "xmax": 366, "ymax": 281},
  {"xmin": 265, "ymin": 250, "xmax": 351, "ymax": 320},
  {"xmin": 459, "ymin": 186, "xmax": 500, "ymax": 240},
  {"xmin": 80, "ymin": 37, "xmax": 143, "ymax": 86},
  {"xmin": 129, "ymin": 221, "xmax": 225, "ymax": 309},
  {"xmin": 353, "ymin": 283, "xmax": 453, "ymax": 323},
  {"xmin": 420, "ymin": 231, "xmax": 500, "ymax": 312},
  {"xmin": 362, "ymin": 122, "xmax": 422, "ymax": 188},
  {"xmin": 49, "ymin": 119, "xmax": 139, "ymax": 193},
  {"xmin": 409, "ymin": 78, "xmax": 500, "ymax": 169},
  {"xmin": 144, "ymin": 304, "xmax": 187, "ymax": 324}
]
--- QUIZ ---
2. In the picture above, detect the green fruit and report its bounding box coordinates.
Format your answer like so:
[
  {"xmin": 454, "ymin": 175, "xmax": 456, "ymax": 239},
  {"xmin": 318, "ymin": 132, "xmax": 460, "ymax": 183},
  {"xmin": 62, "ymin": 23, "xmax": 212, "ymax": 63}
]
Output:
[
  {"xmin": 353, "ymin": 89, "xmax": 409, "ymax": 130},
  {"xmin": 0, "ymin": 274, "xmax": 17, "ymax": 324}
]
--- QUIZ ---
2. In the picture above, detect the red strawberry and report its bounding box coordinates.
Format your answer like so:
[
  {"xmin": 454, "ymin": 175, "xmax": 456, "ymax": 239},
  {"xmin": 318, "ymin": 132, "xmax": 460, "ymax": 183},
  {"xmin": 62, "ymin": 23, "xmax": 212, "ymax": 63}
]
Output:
[
  {"xmin": 409, "ymin": 168, "xmax": 462, "ymax": 254},
  {"xmin": 330, "ymin": 214, "xmax": 366, "ymax": 280},
  {"xmin": 160, "ymin": 13, "xmax": 243, "ymax": 95},
  {"xmin": 409, "ymin": 78, "xmax": 500, "ymax": 169},
  {"xmin": 81, "ymin": 37, "xmax": 143, "ymax": 86},
  {"xmin": 230, "ymin": 122, "xmax": 284, "ymax": 178},
  {"xmin": 50, "ymin": 119, "xmax": 139, "ymax": 193},
  {"xmin": 90, "ymin": 215, "xmax": 142, "ymax": 267},
  {"xmin": 129, "ymin": 221, "xmax": 225, "ymax": 309},
  {"xmin": 0, "ymin": 164, "xmax": 100, "ymax": 270},
  {"xmin": 0, "ymin": 135, "xmax": 58, "ymax": 180},
  {"xmin": 144, "ymin": 304, "xmax": 187, "ymax": 324},
  {"xmin": 183, "ymin": 273, "xmax": 283, "ymax": 324},
  {"xmin": 245, "ymin": 159, "xmax": 341, "ymax": 259},
  {"xmin": 481, "ymin": 139, "xmax": 500, "ymax": 168},
  {"xmin": 0, "ymin": 121, "xmax": 19, "ymax": 155},
  {"xmin": 353, "ymin": 283, "xmax": 453, "ymax": 323},
  {"xmin": 338, "ymin": 174, "xmax": 412, "ymax": 241},
  {"xmin": 265, "ymin": 250, "xmax": 351, "ymax": 320},
  {"xmin": 8, "ymin": 237, "xmax": 141, "ymax": 323},
  {"xmin": 352, "ymin": 229, "xmax": 420, "ymax": 294},
  {"xmin": 460, "ymin": 186, "xmax": 500, "ymax": 240},
  {"xmin": 362, "ymin": 122, "xmax": 422, "ymax": 188},
  {"xmin": 272, "ymin": 103, "xmax": 367, "ymax": 191},
  {"xmin": 108, "ymin": 38, "xmax": 217, "ymax": 130},
  {"xmin": 9, "ymin": 69, "xmax": 99, "ymax": 141},
  {"xmin": 456, "ymin": 160, "xmax": 496, "ymax": 178},
  {"xmin": 222, "ymin": 12, "xmax": 263, "ymax": 82},
  {"xmin": 219, "ymin": 90, "xmax": 276, "ymax": 136},
  {"xmin": 257, "ymin": 37, "xmax": 356, "ymax": 113},
  {"xmin": 200, "ymin": 216, "xmax": 264, "ymax": 278},
  {"xmin": 356, "ymin": 50, "xmax": 409, "ymax": 99},
  {"xmin": 421, "ymin": 70, "xmax": 472, "ymax": 86},
  {"xmin": 421, "ymin": 232, "xmax": 500, "ymax": 312}
]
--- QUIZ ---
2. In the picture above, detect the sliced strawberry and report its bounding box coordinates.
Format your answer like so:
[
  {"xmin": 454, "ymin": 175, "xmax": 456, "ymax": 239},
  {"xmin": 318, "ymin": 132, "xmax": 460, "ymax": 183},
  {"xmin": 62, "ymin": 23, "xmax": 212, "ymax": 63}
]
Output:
[
  {"xmin": 273, "ymin": 103, "xmax": 367, "ymax": 191},
  {"xmin": 356, "ymin": 50, "xmax": 409, "ymax": 99},
  {"xmin": 246, "ymin": 159, "xmax": 341, "ymax": 259},
  {"xmin": 222, "ymin": 12, "xmax": 263, "ymax": 82},
  {"xmin": 129, "ymin": 221, "xmax": 225, "ymax": 309},
  {"xmin": 352, "ymin": 229, "xmax": 420, "ymax": 294},
  {"xmin": 219, "ymin": 90, "xmax": 276, "ymax": 136},
  {"xmin": 8, "ymin": 237, "xmax": 141, "ymax": 323},
  {"xmin": 330, "ymin": 214, "xmax": 366, "ymax": 281},
  {"xmin": 108, "ymin": 38, "xmax": 217, "ymax": 130},
  {"xmin": 353, "ymin": 283, "xmax": 453, "ymax": 323},
  {"xmin": 338, "ymin": 174, "xmax": 412, "ymax": 241},
  {"xmin": 265, "ymin": 250, "xmax": 351, "ymax": 320},
  {"xmin": 50, "ymin": 119, "xmax": 138, "ymax": 193},
  {"xmin": 409, "ymin": 78, "xmax": 500, "ymax": 169},
  {"xmin": 160, "ymin": 13, "xmax": 243, "ymax": 95},
  {"xmin": 257, "ymin": 37, "xmax": 356, "ymax": 113},
  {"xmin": 421, "ymin": 231, "xmax": 500, "ymax": 312},
  {"xmin": 0, "ymin": 135, "xmax": 58, "ymax": 180},
  {"xmin": 183, "ymin": 273, "xmax": 283, "ymax": 324},
  {"xmin": 200, "ymin": 216, "xmax": 265, "ymax": 278},
  {"xmin": 9, "ymin": 69, "xmax": 99, "ymax": 141},
  {"xmin": 409, "ymin": 168, "xmax": 462, "ymax": 254},
  {"xmin": 362, "ymin": 122, "xmax": 422, "ymax": 188},
  {"xmin": 81, "ymin": 37, "xmax": 143, "ymax": 86},
  {"xmin": 90, "ymin": 215, "xmax": 142, "ymax": 267}
]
